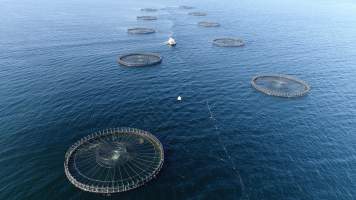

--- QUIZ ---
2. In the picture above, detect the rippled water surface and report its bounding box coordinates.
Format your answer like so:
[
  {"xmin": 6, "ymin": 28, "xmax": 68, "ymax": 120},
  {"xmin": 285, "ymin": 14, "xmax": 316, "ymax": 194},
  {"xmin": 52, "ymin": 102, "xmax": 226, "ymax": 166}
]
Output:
[{"xmin": 1, "ymin": 0, "xmax": 356, "ymax": 199}]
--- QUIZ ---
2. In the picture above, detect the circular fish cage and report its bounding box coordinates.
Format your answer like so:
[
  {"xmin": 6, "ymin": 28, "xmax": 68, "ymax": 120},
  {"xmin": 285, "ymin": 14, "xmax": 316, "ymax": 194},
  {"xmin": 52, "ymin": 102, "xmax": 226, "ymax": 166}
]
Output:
[
  {"xmin": 64, "ymin": 128, "xmax": 164, "ymax": 194},
  {"xmin": 179, "ymin": 5, "xmax": 194, "ymax": 9},
  {"xmin": 118, "ymin": 53, "xmax": 162, "ymax": 67},
  {"xmin": 213, "ymin": 38, "xmax": 245, "ymax": 47},
  {"xmin": 251, "ymin": 75, "xmax": 310, "ymax": 98},
  {"xmin": 188, "ymin": 12, "xmax": 207, "ymax": 16},
  {"xmin": 141, "ymin": 8, "xmax": 158, "ymax": 12},
  {"xmin": 127, "ymin": 28, "xmax": 156, "ymax": 34},
  {"xmin": 137, "ymin": 16, "xmax": 158, "ymax": 21},
  {"xmin": 198, "ymin": 21, "xmax": 220, "ymax": 27}
]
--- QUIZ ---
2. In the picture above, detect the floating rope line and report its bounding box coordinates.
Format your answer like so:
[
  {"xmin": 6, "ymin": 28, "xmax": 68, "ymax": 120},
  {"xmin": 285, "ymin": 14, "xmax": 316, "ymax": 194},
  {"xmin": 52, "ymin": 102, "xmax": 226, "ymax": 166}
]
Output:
[{"xmin": 206, "ymin": 101, "xmax": 250, "ymax": 200}]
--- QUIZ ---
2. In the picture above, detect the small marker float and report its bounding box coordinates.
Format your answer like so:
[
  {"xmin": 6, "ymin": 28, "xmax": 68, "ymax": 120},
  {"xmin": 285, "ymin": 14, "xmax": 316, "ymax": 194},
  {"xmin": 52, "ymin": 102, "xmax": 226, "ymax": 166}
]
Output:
[{"xmin": 165, "ymin": 37, "xmax": 177, "ymax": 46}]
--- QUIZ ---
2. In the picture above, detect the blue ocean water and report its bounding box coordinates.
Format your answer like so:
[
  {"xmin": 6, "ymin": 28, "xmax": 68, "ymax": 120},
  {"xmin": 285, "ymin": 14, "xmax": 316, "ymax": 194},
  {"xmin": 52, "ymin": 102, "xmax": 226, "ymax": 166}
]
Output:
[{"xmin": 1, "ymin": 0, "xmax": 356, "ymax": 199}]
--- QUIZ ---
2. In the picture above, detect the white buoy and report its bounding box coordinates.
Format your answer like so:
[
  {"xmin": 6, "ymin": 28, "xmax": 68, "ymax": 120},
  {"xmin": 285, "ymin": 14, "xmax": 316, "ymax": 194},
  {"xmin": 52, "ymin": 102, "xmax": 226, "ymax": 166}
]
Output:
[
  {"xmin": 166, "ymin": 37, "xmax": 176, "ymax": 46},
  {"xmin": 177, "ymin": 96, "xmax": 182, "ymax": 101}
]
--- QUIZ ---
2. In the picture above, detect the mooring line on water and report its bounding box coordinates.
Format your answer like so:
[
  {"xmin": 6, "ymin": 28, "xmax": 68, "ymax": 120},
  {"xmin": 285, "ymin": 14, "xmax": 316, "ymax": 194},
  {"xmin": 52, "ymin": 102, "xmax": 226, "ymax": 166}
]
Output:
[
  {"xmin": 206, "ymin": 100, "xmax": 250, "ymax": 200},
  {"xmin": 150, "ymin": 10, "xmax": 251, "ymax": 198}
]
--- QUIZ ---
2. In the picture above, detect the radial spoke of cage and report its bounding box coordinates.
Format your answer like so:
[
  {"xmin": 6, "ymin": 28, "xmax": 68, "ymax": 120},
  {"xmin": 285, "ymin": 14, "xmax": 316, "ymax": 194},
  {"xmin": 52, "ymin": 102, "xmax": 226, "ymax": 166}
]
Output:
[
  {"xmin": 134, "ymin": 155, "xmax": 159, "ymax": 165},
  {"xmin": 74, "ymin": 154, "xmax": 99, "ymax": 171},
  {"xmin": 116, "ymin": 164, "xmax": 124, "ymax": 188},
  {"xmin": 121, "ymin": 162, "xmax": 136, "ymax": 184},
  {"xmin": 135, "ymin": 153, "xmax": 159, "ymax": 160},
  {"xmin": 81, "ymin": 157, "xmax": 104, "ymax": 178},
  {"xmin": 75, "ymin": 160, "xmax": 101, "ymax": 183},
  {"xmin": 124, "ymin": 163, "xmax": 152, "ymax": 181},
  {"xmin": 125, "ymin": 161, "xmax": 142, "ymax": 179},
  {"xmin": 129, "ymin": 158, "xmax": 151, "ymax": 174},
  {"xmin": 135, "ymin": 151, "xmax": 158, "ymax": 156},
  {"xmin": 103, "ymin": 166, "xmax": 111, "ymax": 184},
  {"xmin": 131, "ymin": 157, "xmax": 157, "ymax": 172},
  {"xmin": 84, "ymin": 164, "xmax": 102, "ymax": 182},
  {"xmin": 137, "ymin": 148, "xmax": 158, "ymax": 157},
  {"xmin": 130, "ymin": 142, "xmax": 156, "ymax": 153},
  {"xmin": 111, "ymin": 163, "xmax": 116, "ymax": 188},
  {"xmin": 134, "ymin": 146, "xmax": 156, "ymax": 154}
]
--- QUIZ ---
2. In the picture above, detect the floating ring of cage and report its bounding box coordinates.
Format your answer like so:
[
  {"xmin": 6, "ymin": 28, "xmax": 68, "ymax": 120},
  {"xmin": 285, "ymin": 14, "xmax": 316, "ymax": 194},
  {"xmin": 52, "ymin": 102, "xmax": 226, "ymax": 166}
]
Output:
[
  {"xmin": 179, "ymin": 5, "xmax": 194, "ymax": 9},
  {"xmin": 188, "ymin": 12, "xmax": 207, "ymax": 16},
  {"xmin": 127, "ymin": 28, "xmax": 156, "ymax": 34},
  {"xmin": 213, "ymin": 38, "xmax": 245, "ymax": 47},
  {"xmin": 64, "ymin": 128, "xmax": 164, "ymax": 194},
  {"xmin": 118, "ymin": 53, "xmax": 162, "ymax": 67},
  {"xmin": 141, "ymin": 8, "xmax": 158, "ymax": 12},
  {"xmin": 137, "ymin": 16, "xmax": 158, "ymax": 21},
  {"xmin": 251, "ymin": 75, "xmax": 311, "ymax": 98},
  {"xmin": 198, "ymin": 21, "xmax": 220, "ymax": 27}
]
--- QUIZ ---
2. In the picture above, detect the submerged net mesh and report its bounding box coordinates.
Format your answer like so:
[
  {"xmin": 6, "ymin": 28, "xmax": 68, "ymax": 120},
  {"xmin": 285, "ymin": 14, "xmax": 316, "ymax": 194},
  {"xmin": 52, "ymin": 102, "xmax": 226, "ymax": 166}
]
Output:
[
  {"xmin": 118, "ymin": 53, "xmax": 162, "ymax": 67},
  {"xmin": 188, "ymin": 12, "xmax": 207, "ymax": 16},
  {"xmin": 127, "ymin": 28, "xmax": 156, "ymax": 34},
  {"xmin": 198, "ymin": 21, "xmax": 220, "ymax": 27},
  {"xmin": 64, "ymin": 128, "xmax": 164, "ymax": 194},
  {"xmin": 141, "ymin": 8, "xmax": 158, "ymax": 12},
  {"xmin": 137, "ymin": 16, "xmax": 158, "ymax": 20},
  {"xmin": 251, "ymin": 75, "xmax": 310, "ymax": 97},
  {"xmin": 213, "ymin": 38, "xmax": 245, "ymax": 47}
]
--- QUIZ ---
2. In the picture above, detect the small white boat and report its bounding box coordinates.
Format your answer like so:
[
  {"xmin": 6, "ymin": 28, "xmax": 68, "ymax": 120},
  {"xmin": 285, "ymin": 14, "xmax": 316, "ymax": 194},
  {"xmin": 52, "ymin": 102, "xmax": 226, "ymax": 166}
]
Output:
[
  {"xmin": 166, "ymin": 37, "xmax": 176, "ymax": 46},
  {"xmin": 177, "ymin": 96, "xmax": 182, "ymax": 101}
]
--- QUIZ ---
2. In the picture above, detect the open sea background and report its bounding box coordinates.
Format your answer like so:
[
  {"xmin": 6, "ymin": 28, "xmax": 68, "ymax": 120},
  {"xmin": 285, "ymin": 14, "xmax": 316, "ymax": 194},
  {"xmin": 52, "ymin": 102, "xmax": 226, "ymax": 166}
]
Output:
[{"xmin": 1, "ymin": 0, "xmax": 356, "ymax": 199}]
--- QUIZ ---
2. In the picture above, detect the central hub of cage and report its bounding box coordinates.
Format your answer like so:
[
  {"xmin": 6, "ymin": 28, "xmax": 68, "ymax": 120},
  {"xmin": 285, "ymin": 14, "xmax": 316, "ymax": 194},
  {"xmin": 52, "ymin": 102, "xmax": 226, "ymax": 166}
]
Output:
[
  {"xmin": 271, "ymin": 79, "xmax": 287, "ymax": 88},
  {"xmin": 95, "ymin": 142, "xmax": 130, "ymax": 168}
]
